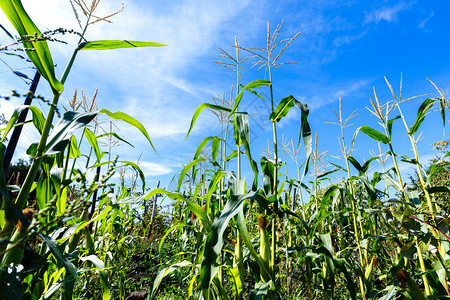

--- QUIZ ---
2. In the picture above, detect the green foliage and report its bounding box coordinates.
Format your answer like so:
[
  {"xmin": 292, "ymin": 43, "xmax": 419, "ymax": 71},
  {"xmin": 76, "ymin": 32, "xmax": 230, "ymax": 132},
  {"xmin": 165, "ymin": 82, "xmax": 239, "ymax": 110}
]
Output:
[{"xmin": 1, "ymin": 4, "xmax": 449, "ymax": 300}]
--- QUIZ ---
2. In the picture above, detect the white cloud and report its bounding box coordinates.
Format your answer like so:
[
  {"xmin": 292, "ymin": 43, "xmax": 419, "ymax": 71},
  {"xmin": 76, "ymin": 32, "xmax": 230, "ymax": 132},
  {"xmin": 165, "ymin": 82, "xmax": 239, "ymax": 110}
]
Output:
[
  {"xmin": 364, "ymin": 2, "xmax": 410, "ymax": 25},
  {"xmin": 418, "ymin": 12, "xmax": 434, "ymax": 29},
  {"xmin": 333, "ymin": 29, "xmax": 368, "ymax": 47},
  {"xmin": 306, "ymin": 79, "xmax": 370, "ymax": 111},
  {"xmin": 138, "ymin": 160, "xmax": 172, "ymax": 177}
]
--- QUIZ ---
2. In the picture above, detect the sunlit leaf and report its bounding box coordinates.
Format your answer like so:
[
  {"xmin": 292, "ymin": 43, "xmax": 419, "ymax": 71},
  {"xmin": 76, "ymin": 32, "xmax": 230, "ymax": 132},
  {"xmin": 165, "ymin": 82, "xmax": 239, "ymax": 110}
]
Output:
[
  {"xmin": 186, "ymin": 103, "xmax": 231, "ymax": 138},
  {"xmin": 408, "ymin": 98, "xmax": 435, "ymax": 136},
  {"xmin": 359, "ymin": 126, "xmax": 390, "ymax": 144},
  {"xmin": 0, "ymin": 0, "xmax": 63, "ymax": 93},
  {"xmin": 100, "ymin": 109, "xmax": 155, "ymax": 152},
  {"xmin": 45, "ymin": 111, "xmax": 97, "ymax": 155},
  {"xmin": 78, "ymin": 40, "xmax": 166, "ymax": 50}
]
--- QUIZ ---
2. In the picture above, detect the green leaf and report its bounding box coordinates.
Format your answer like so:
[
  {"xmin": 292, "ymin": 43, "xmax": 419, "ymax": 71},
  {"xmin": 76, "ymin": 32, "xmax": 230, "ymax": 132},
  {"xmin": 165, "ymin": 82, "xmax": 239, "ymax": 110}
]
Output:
[
  {"xmin": 234, "ymin": 112, "xmax": 258, "ymax": 189},
  {"xmin": 57, "ymin": 206, "xmax": 114, "ymax": 244},
  {"xmin": 78, "ymin": 40, "xmax": 166, "ymax": 50},
  {"xmin": 406, "ymin": 272, "xmax": 427, "ymax": 300},
  {"xmin": 260, "ymin": 157, "xmax": 275, "ymax": 196},
  {"xmin": 1, "ymin": 106, "xmax": 21, "ymax": 142},
  {"xmin": 0, "ymin": 143, "xmax": 10, "ymax": 201},
  {"xmin": 69, "ymin": 135, "xmax": 81, "ymax": 158},
  {"xmin": 439, "ymin": 97, "xmax": 446, "ymax": 135},
  {"xmin": 225, "ymin": 150, "xmax": 238, "ymax": 162},
  {"xmin": 293, "ymin": 100, "xmax": 312, "ymax": 156},
  {"xmin": 387, "ymin": 115, "xmax": 401, "ymax": 137},
  {"xmin": 201, "ymin": 190, "xmax": 261, "ymax": 297},
  {"xmin": 235, "ymin": 207, "xmax": 272, "ymax": 281},
  {"xmin": 39, "ymin": 233, "xmax": 79, "ymax": 282},
  {"xmin": 0, "ymin": 0, "xmax": 63, "ymax": 93},
  {"xmin": 152, "ymin": 261, "xmax": 192, "ymax": 296},
  {"xmin": 379, "ymin": 285, "xmax": 398, "ymax": 300},
  {"xmin": 0, "ymin": 23, "xmax": 14, "ymax": 39},
  {"xmin": 85, "ymin": 128, "xmax": 102, "ymax": 163},
  {"xmin": 408, "ymin": 98, "xmax": 435, "ymax": 136},
  {"xmin": 347, "ymin": 156, "xmax": 363, "ymax": 173},
  {"xmin": 100, "ymin": 109, "xmax": 155, "ymax": 152},
  {"xmin": 79, "ymin": 255, "xmax": 110, "ymax": 300},
  {"xmin": 249, "ymin": 280, "xmax": 272, "ymax": 300},
  {"xmin": 359, "ymin": 126, "xmax": 390, "ymax": 144},
  {"xmin": 178, "ymin": 158, "xmax": 205, "ymax": 191},
  {"xmin": 93, "ymin": 160, "xmax": 145, "ymax": 191},
  {"xmin": 428, "ymin": 186, "xmax": 450, "ymax": 194},
  {"xmin": 348, "ymin": 156, "xmax": 379, "ymax": 175},
  {"xmin": 379, "ymin": 171, "xmax": 403, "ymax": 191},
  {"xmin": 144, "ymin": 188, "xmax": 211, "ymax": 231},
  {"xmin": 194, "ymin": 136, "xmax": 221, "ymax": 162},
  {"xmin": 238, "ymin": 84, "xmax": 266, "ymax": 100},
  {"xmin": 96, "ymin": 132, "xmax": 134, "ymax": 148},
  {"xmin": 0, "ymin": 105, "xmax": 45, "ymax": 141},
  {"xmin": 45, "ymin": 111, "xmax": 98, "ymax": 155},
  {"xmin": 186, "ymin": 103, "xmax": 231, "ymax": 138},
  {"xmin": 204, "ymin": 169, "xmax": 225, "ymax": 212},
  {"xmin": 158, "ymin": 223, "xmax": 192, "ymax": 255},
  {"xmin": 229, "ymin": 80, "xmax": 271, "ymax": 115},
  {"xmin": 319, "ymin": 185, "xmax": 338, "ymax": 218},
  {"xmin": 269, "ymin": 95, "xmax": 296, "ymax": 122}
]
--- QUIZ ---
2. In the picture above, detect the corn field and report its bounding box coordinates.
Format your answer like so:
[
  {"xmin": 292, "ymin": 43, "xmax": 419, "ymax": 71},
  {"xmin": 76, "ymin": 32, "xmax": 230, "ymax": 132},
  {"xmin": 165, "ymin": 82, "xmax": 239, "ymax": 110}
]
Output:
[{"xmin": 0, "ymin": 1, "xmax": 449, "ymax": 299}]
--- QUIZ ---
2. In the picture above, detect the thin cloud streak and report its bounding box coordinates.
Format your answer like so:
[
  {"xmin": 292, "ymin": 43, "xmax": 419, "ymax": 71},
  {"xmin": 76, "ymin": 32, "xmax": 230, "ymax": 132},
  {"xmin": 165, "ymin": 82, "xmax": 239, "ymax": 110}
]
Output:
[{"xmin": 363, "ymin": 2, "xmax": 411, "ymax": 25}]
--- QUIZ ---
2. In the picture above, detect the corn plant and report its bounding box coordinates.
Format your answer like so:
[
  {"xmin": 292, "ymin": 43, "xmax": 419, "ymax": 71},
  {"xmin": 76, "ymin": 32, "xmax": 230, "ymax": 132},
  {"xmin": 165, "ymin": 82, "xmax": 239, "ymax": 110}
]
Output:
[
  {"xmin": 148, "ymin": 23, "xmax": 450, "ymax": 300},
  {"xmin": 0, "ymin": 0, "xmax": 166, "ymax": 298}
]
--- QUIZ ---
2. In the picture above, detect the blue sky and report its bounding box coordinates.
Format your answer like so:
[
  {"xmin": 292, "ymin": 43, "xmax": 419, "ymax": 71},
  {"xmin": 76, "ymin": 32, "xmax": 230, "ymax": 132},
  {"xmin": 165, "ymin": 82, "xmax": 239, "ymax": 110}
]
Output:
[{"xmin": 1, "ymin": 0, "xmax": 449, "ymax": 196}]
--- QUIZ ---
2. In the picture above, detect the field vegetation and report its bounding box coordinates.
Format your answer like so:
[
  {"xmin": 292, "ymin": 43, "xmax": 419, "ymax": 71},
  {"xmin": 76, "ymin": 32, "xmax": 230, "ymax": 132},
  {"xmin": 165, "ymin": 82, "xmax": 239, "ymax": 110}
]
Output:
[{"xmin": 0, "ymin": 1, "xmax": 449, "ymax": 299}]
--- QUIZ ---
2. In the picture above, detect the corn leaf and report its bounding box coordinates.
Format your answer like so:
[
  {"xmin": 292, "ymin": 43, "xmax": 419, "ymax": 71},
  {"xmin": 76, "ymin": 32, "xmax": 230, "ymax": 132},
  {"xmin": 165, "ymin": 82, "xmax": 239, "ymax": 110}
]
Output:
[
  {"xmin": 229, "ymin": 80, "xmax": 271, "ymax": 115},
  {"xmin": 204, "ymin": 169, "xmax": 224, "ymax": 212},
  {"xmin": 144, "ymin": 188, "xmax": 211, "ymax": 231},
  {"xmin": 0, "ymin": 0, "xmax": 63, "ymax": 93},
  {"xmin": 186, "ymin": 104, "xmax": 231, "ymax": 138},
  {"xmin": 96, "ymin": 132, "xmax": 134, "ymax": 148},
  {"xmin": 439, "ymin": 97, "xmax": 446, "ymax": 135},
  {"xmin": 201, "ymin": 183, "xmax": 271, "ymax": 297},
  {"xmin": 1, "ymin": 105, "xmax": 26, "ymax": 142},
  {"xmin": 69, "ymin": 135, "xmax": 81, "ymax": 158},
  {"xmin": 178, "ymin": 158, "xmax": 205, "ymax": 191},
  {"xmin": 293, "ymin": 99, "xmax": 312, "ymax": 156},
  {"xmin": 85, "ymin": 128, "xmax": 102, "ymax": 163},
  {"xmin": 45, "ymin": 111, "xmax": 98, "ymax": 155},
  {"xmin": 93, "ymin": 160, "xmax": 145, "ymax": 191},
  {"xmin": 225, "ymin": 150, "xmax": 238, "ymax": 162},
  {"xmin": 158, "ymin": 223, "xmax": 192, "ymax": 255},
  {"xmin": 194, "ymin": 136, "xmax": 221, "ymax": 162},
  {"xmin": 234, "ymin": 112, "xmax": 258, "ymax": 190},
  {"xmin": 235, "ymin": 207, "xmax": 272, "ymax": 281},
  {"xmin": 201, "ymin": 189, "xmax": 259, "ymax": 298},
  {"xmin": 152, "ymin": 261, "xmax": 192, "ymax": 296},
  {"xmin": 78, "ymin": 40, "xmax": 166, "ymax": 50},
  {"xmin": 408, "ymin": 98, "xmax": 435, "ymax": 136},
  {"xmin": 359, "ymin": 126, "xmax": 390, "ymax": 144},
  {"xmin": 269, "ymin": 95, "xmax": 296, "ymax": 122},
  {"xmin": 79, "ymin": 255, "xmax": 110, "ymax": 300},
  {"xmin": 379, "ymin": 171, "xmax": 403, "ymax": 191},
  {"xmin": 387, "ymin": 116, "xmax": 401, "ymax": 137},
  {"xmin": 100, "ymin": 109, "xmax": 155, "ymax": 152},
  {"xmin": 261, "ymin": 157, "xmax": 275, "ymax": 197},
  {"xmin": 249, "ymin": 280, "xmax": 271, "ymax": 300},
  {"xmin": 0, "ymin": 23, "xmax": 14, "ymax": 39},
  {"xmin": 39, "ymin": 233, "xmax": 79, "ymax": 282}
]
